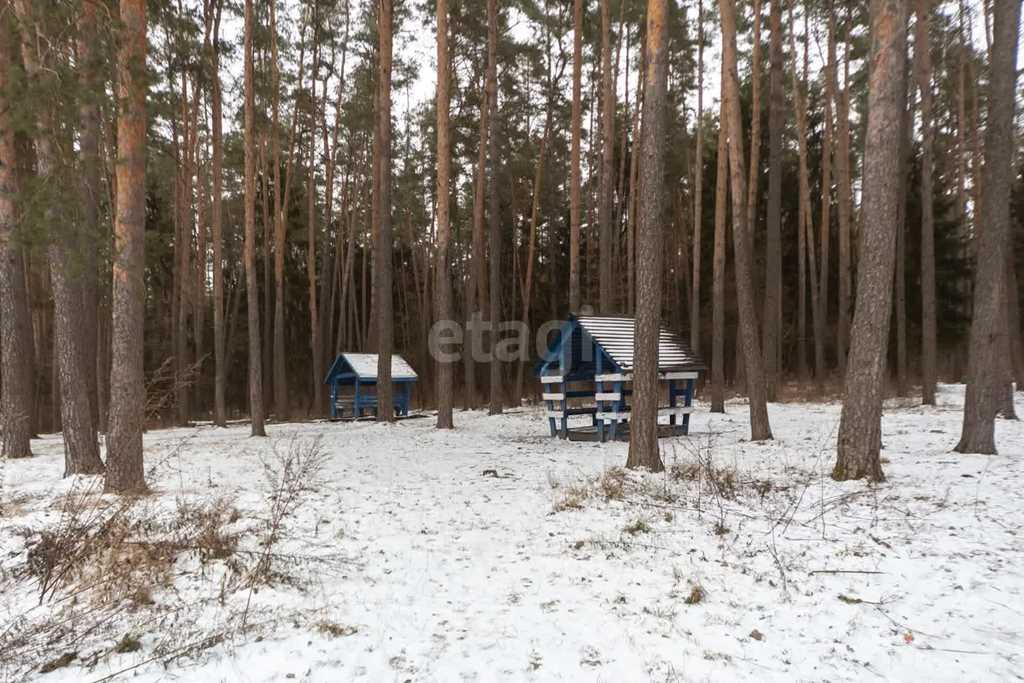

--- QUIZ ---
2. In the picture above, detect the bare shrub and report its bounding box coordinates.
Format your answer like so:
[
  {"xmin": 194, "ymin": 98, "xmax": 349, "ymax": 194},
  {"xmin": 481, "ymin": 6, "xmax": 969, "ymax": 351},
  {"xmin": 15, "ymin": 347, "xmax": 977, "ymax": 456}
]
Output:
[
  {"xmin": 552, "ymin": 483, "xmax": 590, "ymax": 512},
  {"xmin": 622, "ymin": 517, "xmax": 651, "ymax": 535},
  {"xmin": 241, "ymin": 435, "xmax": 328, "ymax": 625},
  {"xmin": 145, "ymin": 355, "xmax": 208, "ymax": 425},
  {"xmin": 598, "ymin": 467, "xmax": 628, "ymax": 501},
  {"xmin": 684, "ymin": 584, "xmax": 705, "ymax": 605}
]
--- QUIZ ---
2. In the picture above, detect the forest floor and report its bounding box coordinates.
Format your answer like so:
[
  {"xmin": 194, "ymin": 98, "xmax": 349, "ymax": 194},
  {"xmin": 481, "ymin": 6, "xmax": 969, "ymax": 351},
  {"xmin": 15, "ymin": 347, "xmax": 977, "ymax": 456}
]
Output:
[{"xmin": 1, "ymin": 384, "xmax": 1023, "ymax": 682}]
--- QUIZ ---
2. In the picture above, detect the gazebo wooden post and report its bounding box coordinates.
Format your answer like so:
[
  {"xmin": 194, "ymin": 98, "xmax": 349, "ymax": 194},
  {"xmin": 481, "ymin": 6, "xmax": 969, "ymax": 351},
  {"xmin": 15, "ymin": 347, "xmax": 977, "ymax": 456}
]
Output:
[
  {"xmin": 668, "ymin": 377, "xmax": 677, "ymax": 432},
  {"xmin": 353, "ymin": 379, "xmax": 362, "ymax": 417},
  {"xmin": 559, "ymin": 337, "xmax": 569, "ymax": 439},
  {"xmin": 596, "ymin": 352, "xmax": 606, "ymax": 441},
  {"xmin": 682, "ymin": 377, "xmax": 695, "ymax": 435}
]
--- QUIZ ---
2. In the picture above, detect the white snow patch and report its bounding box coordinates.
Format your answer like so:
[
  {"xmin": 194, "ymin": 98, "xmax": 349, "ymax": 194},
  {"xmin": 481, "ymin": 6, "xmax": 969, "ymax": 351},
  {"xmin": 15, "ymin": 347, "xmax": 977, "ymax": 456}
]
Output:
[{"xmin": 1, "ymin": 384, "xmax": 1022, "ymax": 681}]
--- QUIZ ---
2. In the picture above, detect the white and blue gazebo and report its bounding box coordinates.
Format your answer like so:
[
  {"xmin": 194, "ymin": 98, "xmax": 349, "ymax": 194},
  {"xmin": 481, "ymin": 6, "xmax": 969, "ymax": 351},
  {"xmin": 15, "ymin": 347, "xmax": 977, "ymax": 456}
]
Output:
[
  {"xmin": 324, "ymin": 352, "xmax": 418, "ymax": 419},
  {"xmin": 535, "ymin": 315, "xmax": 705, "ymax": 441}
]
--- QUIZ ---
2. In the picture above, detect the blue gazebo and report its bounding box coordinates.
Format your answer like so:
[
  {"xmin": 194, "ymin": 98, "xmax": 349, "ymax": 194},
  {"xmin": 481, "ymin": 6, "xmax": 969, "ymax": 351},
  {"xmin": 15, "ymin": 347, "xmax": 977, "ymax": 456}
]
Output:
[
  {"xmin": 324, "ymin": 352, "xmax": 418, "ymax": 419},
  {"xmin": 536, "ymin": 315, "xmax": 705, "ymax": 441}
]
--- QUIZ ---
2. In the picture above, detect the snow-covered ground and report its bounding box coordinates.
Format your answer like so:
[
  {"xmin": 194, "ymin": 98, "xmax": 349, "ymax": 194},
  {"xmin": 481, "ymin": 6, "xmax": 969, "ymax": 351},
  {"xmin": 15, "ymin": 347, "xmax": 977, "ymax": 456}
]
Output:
[{"xmin": 1, "ymin": 384, "xmax": 1022, "ymax": 682}]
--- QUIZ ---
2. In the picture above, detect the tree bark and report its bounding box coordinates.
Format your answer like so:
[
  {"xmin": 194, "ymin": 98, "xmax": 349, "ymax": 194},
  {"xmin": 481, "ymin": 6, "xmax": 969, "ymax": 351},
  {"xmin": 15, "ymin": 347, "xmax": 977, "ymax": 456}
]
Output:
[
  {"xmin": 77, "ymin": 0, "xmax": 101, "ymax": 431},
  {"xmin": 208, "ymin": 0, "xmax": 227, "ymax": 426},
  {"xmin": 598, "ymin": 0, "xmax": 615, "ymax": 313},
  {"xmin": 834, "ymin": 0, "xmax": 908, "ymax": 481},
  {"xmin": 745, "ymin": 0, "xmax": 763, "ymax": 289},
  {"xmin": 894, "ymin": 73, "xmax": 913, "ymax": 397},
  {"xmin": 711, "ymin": 75, "xmax": 728, "ymax": 414},
  {"xmin": 719, "ymin": 0, "xmax": 773, "ymax": 441},
  {"xmin": 467, "ymin": 44, "xmax": 494, "ymax": 411},
  {"xmin": 13, "ymin": 0, "xmax": 103, "ymax": 476},
  {"xmin": 957, "ymin": 0, "xmax": 1022, "ymax": 453},
  {"xmin": 269, "ymin": 1, "xmax": 306, "ymax": 420},
  {"xmin": 374, "ymin": 0, "xmax": 395, "ymax": 423},
  {"xmin": 106, "ymin": 0, "xmax": 148, "ymax": 491},
  {"xmin": 788, "ymin": 8, "xmax": 823, "ymax": 386},
  {"xmin": 486, "ymin": 0, "xmax": 501, "ymax": 416},
  {"xmin": 243, "ymin": 0, "xmax": 266, "ymax": 437},
  {"xmin": 0, "ymin": 16, "xmax": 33, "ymax": 459},
  {"xmin": 626, "ymin": 0, "xmax": 669, "ymax": 472},
  {"xmin": 434, "ymin": 0, "xmax": 454, "ymax": 429},
  {"xmin": 763, "ymin": 0, "xmax": 783, "ymax": 400},
  {"xmin": 307, "ymin": 26, "xmax": 322, "ymax": 416},
  {"xmin": 569, "ymin": 0, "xmax": 583, "ymax": 312},
  {"xmin": 691, "ymin": 0, "xmax": 704, "ymax": 354},
  {"xmin": 818, "ymin": 14, "xmax": 835, "ymax": 381},
  {"xmin": 836, "ymin": 17, "xmax": 853, "ymax": 369},
  {"xmin": 914, "ymin": 0, "xmax": 937, "ymax": 405}
]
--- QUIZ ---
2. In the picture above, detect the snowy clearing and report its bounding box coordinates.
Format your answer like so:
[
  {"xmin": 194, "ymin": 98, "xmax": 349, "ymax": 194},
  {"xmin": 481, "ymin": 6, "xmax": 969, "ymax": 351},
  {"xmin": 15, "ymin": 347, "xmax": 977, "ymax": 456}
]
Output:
[{"xmin": 1, "ymin": 384, "xmax": 1022, "ymax": 682}]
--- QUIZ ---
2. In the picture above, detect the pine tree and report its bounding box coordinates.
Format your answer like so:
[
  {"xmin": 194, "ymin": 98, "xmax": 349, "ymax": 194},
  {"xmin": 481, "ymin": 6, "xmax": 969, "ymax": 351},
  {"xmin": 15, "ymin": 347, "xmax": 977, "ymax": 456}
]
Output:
[
  {"xmin": 956, "ymin": 0, "xmax": 1022, "ymax": 454},
  {"xmin": 0, "ymin": 13, "xmax": 33, "ymax": 460},
  {"xmin": 627, "ymin": 0, "xmax": 670, "ymax": 472},
  {"xmin": 720, "ymin": 0, "xmax": 773, "ymax": 441},
  {"xmin": 434, "ymin": 0, "xmax": 455, "ymax": 429},
  {"xmin": 243, "ymin": 0, "xmax": 266, "ymax": 438},
  {"xmin": 106, "ymin": 0, "xmax": 148, "ymax": 492},
  {"xmin": 374, "ymin": 0, "xmax": 395, "ymax": 423},
  {"xmin": 835, "ymin": 0, "xmax": 908, "ymax": 481}
]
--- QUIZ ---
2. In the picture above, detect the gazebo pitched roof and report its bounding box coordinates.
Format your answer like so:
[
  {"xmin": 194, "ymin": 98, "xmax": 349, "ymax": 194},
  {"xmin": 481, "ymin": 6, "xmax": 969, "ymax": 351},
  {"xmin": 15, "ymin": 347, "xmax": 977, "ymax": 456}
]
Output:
[
  {"xmin": 324, "ymin": 352, "xmax": 418, "ymax": 384},
  {"xmin": 537, "ymin": 315, "xmax": 705, "ymax": 378},
  {"xmin": 575, "ymin": 315, "xmax": 704, "ymax": 372}
]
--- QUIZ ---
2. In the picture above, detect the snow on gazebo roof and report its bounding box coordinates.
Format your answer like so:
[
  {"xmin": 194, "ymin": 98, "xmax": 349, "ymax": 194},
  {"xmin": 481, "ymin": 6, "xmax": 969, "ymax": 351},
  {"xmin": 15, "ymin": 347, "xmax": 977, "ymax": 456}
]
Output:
[
  {"xmin": 324, "ymin": 352, "xmax": 419, "ymax": 383},
  {"xmin": 575, "ymin": 315, "xmax": 705, "ymax": 372}
]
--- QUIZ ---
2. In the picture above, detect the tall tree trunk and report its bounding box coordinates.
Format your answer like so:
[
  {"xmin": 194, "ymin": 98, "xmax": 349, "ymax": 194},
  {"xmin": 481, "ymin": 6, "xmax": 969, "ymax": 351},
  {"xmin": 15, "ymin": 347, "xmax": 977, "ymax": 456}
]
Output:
[
  {"xmin": 13, "ymin": 0, "xmax": 103, "ymax": 476},
  {"xmin": 836, "ymin": 18, "xmax": 853, "ymax": 369},
  {"xmin": 626, "ymin": 0, "xmax": 669, "ymax": 472},
  {"xmin": 467, "ymin": 75, "xmax": 493, "ymax": 410},
  {"xmin": 914, "ymin": 0, "xmax": 937, "ymax": 405},
  {"xmin": 955, "ymin": 7, "xmax": 971, "ymax": 306},
  {"xmin": 691, "ymin": 0, "xmax": 704, "ymax": 354},
  {"xmin": 515, "ymin": 121, "xmax": 550, "ymax": 404},
  {"xmin": 434, "ymin": 0, "xmax": 454, "ymax": 429},
  {"xmin": 174, "ymin": 71, "xmax": 195, "ymax": 426},
  {"xmin": 307, "ymin": 31, "xmax": 322, "ymax": 416},
  {"xmin": 243, "ymin": 0, "xmax": 266, "ymax": 437},
  {"xmin": 77, "ymin": 0, "xmax": 101, "ymax": 431},
  {"xmin": 598, "ymin": 0, "xmax": 615, "ymax": 313},
  {"xmin": 745, "ymin": 0, "xmax": 763, "ymax": 283},
  {"xmin": 374, "ymin": 0, "xmax": 395, "ymax": 423},
  {"xmin": 894, "ymin": 75, "xmax": 913, "ymax": 397},
  {"xmin": 269, "ymin": 1, "xmax": 305, "ymax": 420},
  {"xmin": 105, "ymin": 0, "xmax": 148, "ymax": 491},
  {"xmin": 0, "ymin": 17, "xmax": 33, "ymax": 459},
  {"xmin": 626, "ymin": 51, "xmax": 643, "ymax": 315},
  {"xmin": 736, "ymin": 0, "xmax": 763, "ymax": 395},
  {"xmin": 260, "ymin": 134, "xmax": 273, "ymax": 408},
  {"xmin": 615, "ymin": 29, "xmax": 630, "ymax": 293},
  {"xmin": 834, "ymin": 0, "xmax": 908, "ymax": 481},
  {"xmin": 789, "ymin": 8, "xmax": 822, "ymax": 386},
  {"xmin": 208, "ymin": 0, "xmax": 227, "ymax": 426},
  {"xmin": 710, "ymin": 77, "xmax": 728, "ymax": 414},
  {"xmin": 486, "ymin": 0, "xmax": 501, "ymax": 416},
  {"xmin": 818, "ymin": 13, "xmax": 835, "ymax": 381},
  {"xmin": 957, "ymin": 0, "xmax": 1022, "ymax": 453},
  {"xmin": 763, "ymin": 0, "xmax": 783, "ymax": 400},
  {"xmin": 569, "ymin": 0, "xmax": 582, "ymax": 312},
  {"xmin": 719, "ymin": 0, "xmax": 773, "ymax": 441}
]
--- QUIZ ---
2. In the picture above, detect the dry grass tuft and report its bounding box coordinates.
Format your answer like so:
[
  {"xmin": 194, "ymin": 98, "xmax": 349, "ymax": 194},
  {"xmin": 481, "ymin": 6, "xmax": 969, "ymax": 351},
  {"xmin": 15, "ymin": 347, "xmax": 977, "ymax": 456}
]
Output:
[{"xmin": 598, "ymin": 467, "xmax": 628, "ymax": 500}]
